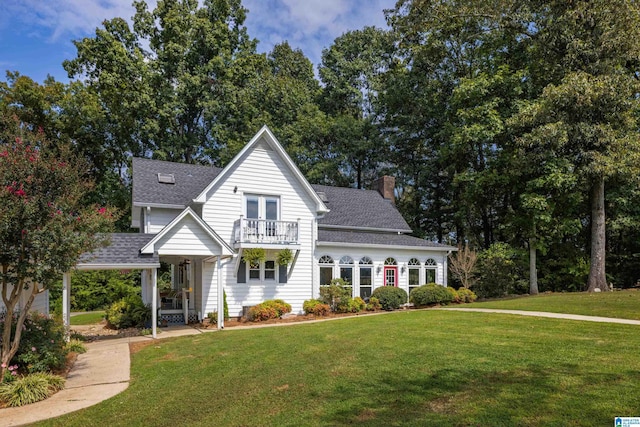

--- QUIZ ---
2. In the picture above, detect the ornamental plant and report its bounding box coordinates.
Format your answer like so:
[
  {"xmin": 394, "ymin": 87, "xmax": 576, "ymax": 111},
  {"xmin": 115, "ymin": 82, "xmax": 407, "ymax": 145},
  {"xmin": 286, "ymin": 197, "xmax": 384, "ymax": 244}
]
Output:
[
  {"xmin": 370, "ymin": 286, "xmax": 408, "ymax": 310},
  {"xmin": 0, "ymin": 119, "xmax": 115, "ymax": 382},
  {"xmin": 409, "ymin": 284, "xmax": 454, "ymax": 307}
]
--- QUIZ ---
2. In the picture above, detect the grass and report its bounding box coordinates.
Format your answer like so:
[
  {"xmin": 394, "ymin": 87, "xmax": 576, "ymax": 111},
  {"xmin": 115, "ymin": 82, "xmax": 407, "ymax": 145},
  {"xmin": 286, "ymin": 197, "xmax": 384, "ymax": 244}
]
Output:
[
  {"xmin": 37, "ymin": 310, "xmax": 640, "ymax": 426},
  {"xmin": 69, "ymin": 311, "xmax": 105, "ymax": 326},
  {"xmin": 468, "ymin": 289, "xmax": 640, "ymax": 320}
]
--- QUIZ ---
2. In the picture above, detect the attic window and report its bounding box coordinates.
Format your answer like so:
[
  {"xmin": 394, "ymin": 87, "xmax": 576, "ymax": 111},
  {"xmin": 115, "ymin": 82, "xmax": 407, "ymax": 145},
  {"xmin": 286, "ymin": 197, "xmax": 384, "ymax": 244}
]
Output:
[
  {"xmin": 317, "ymin": 191, "xmax": 328, "ymax": 202},
  {"xmin": 157, "ymin": 173, "xmax": 175, "ymax": 184}
]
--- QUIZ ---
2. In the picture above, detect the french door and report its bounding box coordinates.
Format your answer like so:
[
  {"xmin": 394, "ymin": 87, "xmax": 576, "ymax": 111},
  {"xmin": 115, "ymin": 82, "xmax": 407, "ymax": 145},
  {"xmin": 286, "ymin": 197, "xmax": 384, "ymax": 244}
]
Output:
[{"xmin": 384, "ymin": 266, "xmax": 398, "ymax": 287}]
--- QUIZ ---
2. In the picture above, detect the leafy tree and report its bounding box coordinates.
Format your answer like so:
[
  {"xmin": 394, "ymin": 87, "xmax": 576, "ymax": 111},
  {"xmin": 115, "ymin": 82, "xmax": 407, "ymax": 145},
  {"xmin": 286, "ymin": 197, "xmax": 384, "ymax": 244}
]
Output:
[{"xmin": 0, "ymin": 116, "xmax": 115, "ymax": 382}]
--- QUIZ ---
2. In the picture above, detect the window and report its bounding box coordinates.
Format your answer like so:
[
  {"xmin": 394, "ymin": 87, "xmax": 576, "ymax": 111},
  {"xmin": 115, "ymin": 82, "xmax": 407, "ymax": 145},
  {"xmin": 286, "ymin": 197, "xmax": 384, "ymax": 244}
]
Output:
[
  {"xmin": 245, "ymin": 195, "xmax": 279, "ymax": 220},
  {"xmin": 264, "ymin": 260, "xmax": 276, "ymax": 280},
  {"xmin": 408, "ymin": 258, "xmax": 421, "ymax": 295},
  {"xmin": 319, "ymin": 255, "xmax": 334, "ymax": 286},
  {"xmin": 384, "ymin": 257, "xmax": 397, "ymax": 265},
  {"xmin": 339, "ymin": 256, "xmax": 354, "ymax": 296},
  {"xmin": 249, "ymin": 259, "xmax": 260, "ymax": 280},
  {"xmin": 359, "ymin": 257, "xmax": 373, "ymax": 299},
  {"xmin": 425, "ymin": 258, "xmax": 437, "ymax": 284}
]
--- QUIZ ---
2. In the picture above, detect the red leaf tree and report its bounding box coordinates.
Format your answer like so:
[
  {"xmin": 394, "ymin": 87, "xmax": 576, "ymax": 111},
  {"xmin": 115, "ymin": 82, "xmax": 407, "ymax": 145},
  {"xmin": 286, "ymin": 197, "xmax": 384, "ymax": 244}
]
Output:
[{"xmin": 0, "ymin": 116, "xmax": 115, "ymax": 381}]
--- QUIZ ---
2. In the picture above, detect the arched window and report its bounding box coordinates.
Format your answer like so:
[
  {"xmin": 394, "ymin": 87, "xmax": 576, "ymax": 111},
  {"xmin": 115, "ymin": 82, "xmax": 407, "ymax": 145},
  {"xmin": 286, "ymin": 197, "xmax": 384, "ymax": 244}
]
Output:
[
  {"xmin": 319, "ymin": 255, "xmax": 334, "ymax": 286},
  {"xmin": 359, "ymin": 257, "xmax": 373, "ymax": 298},
  {"xmin": 408, "ymin": 258, "xmax": 421, "ymax": 295},
  {"xmin": 425, "ymin": 258, "xmax": 437, "ymax": 284},
  {"xmin": 339, "ymin": 256, "xmax": 354, "ymax": 265},
  {"xmin": 339, "ymin": 256, "xmax": 354, "ymax": 293},
  {"xmin": 384, "ymin": 257, "xmax": 397, "ymax": 265}
]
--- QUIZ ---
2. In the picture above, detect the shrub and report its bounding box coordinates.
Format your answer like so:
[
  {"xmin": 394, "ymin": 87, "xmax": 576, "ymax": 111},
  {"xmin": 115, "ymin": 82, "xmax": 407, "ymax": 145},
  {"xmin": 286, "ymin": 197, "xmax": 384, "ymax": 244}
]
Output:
[
  {"xmin": 371, "ymin": 286, "xmax": 408, "ymax": 310},
  {"xmin": 366, "ymin": 297, "xmax": 381, "ymax": 311},
  {"xmin": 65, "ymin": 340, "xmax": 87, "ymax": 354},
  {"xmin": 319, "ymin": 279, "xmax": 352, "ymax": 311},
  {"xmin": 105, "ymin": 295, "xmax": 147, "ymax": 329},
  {"xmin": 446, "ymin": 286, "xmax": 460, "ymax": 303},
  {"xmin": 475, "ymin": 242, "xmax": 528, "ymax": 298},
  {"xmin": 247, "ymin": 299, "xmax": 292, "ymax": 322},
  {"xmin": 303, "ymin": 299, "xmax": 330, "ymax": 316},
  {"xmin": 0, "ymin": 312, "xmax": 67, "ymax": 375},
  {"xmin": 410, "ymin": 284, "xmax": 453, "ymax": 307},
  {"xmin": 348, "ymin": 297, "xmax": 366, "ymax": 313},
  {"xmin": 456, "ymin": 287, "xmax": 478, "ymax": 303},
  {"xmin": 0, "ymin": 372, "xmax": 65, "ymax": 407},
  {"xmin": 207, "ymin": 311, "xmax": 218, "ymax": 324}
]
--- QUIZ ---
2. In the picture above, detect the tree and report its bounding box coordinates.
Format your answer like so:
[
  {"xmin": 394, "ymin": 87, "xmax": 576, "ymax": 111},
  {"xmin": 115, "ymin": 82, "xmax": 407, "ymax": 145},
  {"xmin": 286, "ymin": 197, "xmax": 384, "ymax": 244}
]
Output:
[
  {"xmin": 0, "ymin": 116, "xmax": 115, "ymax": 382},
  {"xmin": 448, "ymin": 245, "xmax": 478, "ymax": 289},
  {"xmin": 516, "ymin": 0, "xmax": 640, "ymax": 291}
]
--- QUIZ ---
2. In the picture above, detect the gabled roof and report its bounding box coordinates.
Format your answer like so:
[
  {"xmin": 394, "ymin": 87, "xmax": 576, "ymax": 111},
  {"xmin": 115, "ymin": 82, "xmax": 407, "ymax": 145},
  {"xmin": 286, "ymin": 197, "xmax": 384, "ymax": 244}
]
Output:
[
  {"xmin": 317, "ymin": 229, "xmax": 457, "ymax": 250},
  {"xmin": 312, "ymin": 184, "xmax": 412, "ymax": 232},
  {"xmin": 132, "ymin": 157, "xmax": 222, "ymax": 207},
  {"xmin": 78, "ymin": 233, "xmax": 160, "ymax": 269},
  {"xmin": 192, "ymin": 126, "xmax": 329, "ymax": 214},
  {"xmin": 140, "ymin": 207, "xmax": 233, "ymax": 255}
]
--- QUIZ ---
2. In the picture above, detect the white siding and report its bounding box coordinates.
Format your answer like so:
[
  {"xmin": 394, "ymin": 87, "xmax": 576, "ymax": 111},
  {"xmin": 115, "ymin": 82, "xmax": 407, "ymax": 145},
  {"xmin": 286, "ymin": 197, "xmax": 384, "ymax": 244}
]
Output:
[
  {"xmin": 202, "ymin": 260, "xmax": 218, "ymax": 316},
  {"xmin": 201, "ymin": 138, "xmax": 318, "ymax": 316},
  {"xmin": 314, "ymin": 246, "xmax": 450, "ymax": 299},
  {"xmin": 147, "ymin": 208, "xmax": 181, "ymax": 233},
  {"xmin": 0, "ymin": 284, "xmax": 49, "ymax": 314},
  {"xmin": 154, "ymin": 216, "xmax": 223, "ymax": 256}
]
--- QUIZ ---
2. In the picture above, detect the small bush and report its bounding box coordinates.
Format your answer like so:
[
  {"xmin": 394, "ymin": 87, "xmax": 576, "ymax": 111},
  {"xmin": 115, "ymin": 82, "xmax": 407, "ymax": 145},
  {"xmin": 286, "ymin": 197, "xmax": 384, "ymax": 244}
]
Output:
[
  {"xmin": 105, "ymin": 295, "xmax": 148, "ymax": 329},
  {"xmin": 303, "ymin": 299, "xmax": 330, "ymax": 316},
  {"xmin": 348, "ymin": 297, "xmax": 366, "ymax": 313},
  {"xmin": 410, "ymin": 283, "xmax": 453, "ymax": 307},
  {"xmin": 366, "ymin": 297, "xmax": 381, "ymax": 311},
  {"xmin": 319, "ymin": 279, "xmax": 352, "ymax": 311},
  {"xmin": 446, "ymin": 286, "xmax": 460, "ymax": 303},
  {"xmin": 207, "ymin": 311, "xmax": 218, "ymax": 324},
  {"xmin": 456, "ymin": 287, "xmax": 478, "ymax": 303},
  {"xmin": 65, "ymin": 339, "xmax": 87, "ymax": 354},
  {"xmin": 0, "ymin": 372, "xmax": 65, "ymax": 407},
  {"xmin": 371, "ymin": 286, "xmax": 408, "ymax": 310},
  {"xmin": 0, "ymin": 312, "xmax": 67, "ymax": 375},
  {"xmin": 247, "ymin": 299, "xmax": 292, "ymax": 322}
]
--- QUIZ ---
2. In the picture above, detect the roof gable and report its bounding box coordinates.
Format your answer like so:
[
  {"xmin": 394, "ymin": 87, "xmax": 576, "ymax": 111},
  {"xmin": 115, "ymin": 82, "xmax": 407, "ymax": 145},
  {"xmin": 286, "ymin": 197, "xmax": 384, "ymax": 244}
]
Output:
[
  {"xmin": 140, "ymin": 207, "xmax": 233, "ymax": 256},
  {"xmin": 312, "ymin": 184, "xmax": 412, "ymax": 232},
  {"xmin": 193, "ymin": 126, "xmax": 328, "ymax": 214}
]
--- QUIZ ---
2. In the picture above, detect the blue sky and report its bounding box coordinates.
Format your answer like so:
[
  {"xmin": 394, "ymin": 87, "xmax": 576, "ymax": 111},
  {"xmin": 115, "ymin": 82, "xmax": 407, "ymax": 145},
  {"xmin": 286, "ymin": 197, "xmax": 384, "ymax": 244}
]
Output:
[{"xmin": 1, "ymin": 0, "xmax": 396, "ymax": 83}]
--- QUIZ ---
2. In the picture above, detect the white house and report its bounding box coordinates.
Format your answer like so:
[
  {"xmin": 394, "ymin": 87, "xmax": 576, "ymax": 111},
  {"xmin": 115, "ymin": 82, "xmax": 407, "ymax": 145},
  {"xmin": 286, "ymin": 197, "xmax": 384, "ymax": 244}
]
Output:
[{"xmin": 70, "ymin": 126, "xmax": 456, "ymax": 336}]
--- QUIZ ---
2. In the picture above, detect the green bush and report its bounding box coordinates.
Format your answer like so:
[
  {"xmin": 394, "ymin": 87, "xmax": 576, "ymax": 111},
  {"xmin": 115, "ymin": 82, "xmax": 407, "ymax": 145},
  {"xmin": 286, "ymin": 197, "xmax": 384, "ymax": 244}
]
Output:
[
  {"xmin": 446, "ymin": 286, "xmax": 460, "ymax": 303},
  {"xmin": 105, "ymin": 295, "xmax": 148, "ymax": 329},
  {"xmin": 475, "ymin": 242, "xmax": 528, "ymax": 298},
  {"xmin": 65, "ymin": 339, "xmax": 87, "ymax": 354},
  {"xmin": 207, "ymin": 311, "xmax": 218, "ymax": 324},
  {"xmin": 348, "ymin": 297, "xmax": 366, "ymax": 313},
  {"xmin": 0, "ymin": 312, "xmax": 67, "ymax": 375},
  {"xmin": 303, "ymin": 299, "xmax": 330, "ymax": 316},
  {"xmin": 0, "ymin": 372, "xmax": 65, "ymax": 407},
  {"xmin": 366, "ymin": 297, "xmax": 381, "ymax": 311},
  {"xmin": 371, "ymin": 286, "xmax": 408, "ymax": 310},
  {"xmin": 247, "ymin": 299, "xmax": 292, "ymax": 322},
  {"xmin": 456, "ymin": 287, "xmax": 478, "ymax": 303},
  {"xmin": 410, "ymin": 284, "xmax": 453, "ymax": 307},
  {"xmin": 319, "ymin": 279, "xmax": 352, "ymax": 312}
]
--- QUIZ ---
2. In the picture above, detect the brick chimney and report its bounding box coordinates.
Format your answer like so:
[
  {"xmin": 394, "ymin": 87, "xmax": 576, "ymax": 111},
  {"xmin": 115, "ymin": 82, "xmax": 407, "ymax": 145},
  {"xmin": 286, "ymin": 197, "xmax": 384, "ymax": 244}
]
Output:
[{"xmin": 374, "ymin": 176, "xmax": 396, "ymax": 205}]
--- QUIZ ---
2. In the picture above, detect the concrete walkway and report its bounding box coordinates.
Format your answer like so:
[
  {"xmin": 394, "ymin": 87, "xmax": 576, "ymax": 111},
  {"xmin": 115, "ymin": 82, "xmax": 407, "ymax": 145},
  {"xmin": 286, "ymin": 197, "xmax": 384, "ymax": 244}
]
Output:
[
  {"xmin": 0, "ymin": 326, "xmax": 208, "ymax": 427},
  {"xmin": 435, "ymin": 307, "xmax": 640, "ymax": 325},
  {"xmin": 2, "ymin": 309, "xmax": 638, "ymax": 426}
]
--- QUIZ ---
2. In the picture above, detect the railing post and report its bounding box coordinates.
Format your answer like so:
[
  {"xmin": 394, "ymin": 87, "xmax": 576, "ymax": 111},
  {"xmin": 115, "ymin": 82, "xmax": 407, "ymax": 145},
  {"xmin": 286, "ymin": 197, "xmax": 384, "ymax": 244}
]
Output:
[
  {"xmin": 239, "ymin": 215, "xmax": 244, "ymax": 242},
  {"xmin": 297, "ymin": 218, "xmax": 301, "ymax": 243}
]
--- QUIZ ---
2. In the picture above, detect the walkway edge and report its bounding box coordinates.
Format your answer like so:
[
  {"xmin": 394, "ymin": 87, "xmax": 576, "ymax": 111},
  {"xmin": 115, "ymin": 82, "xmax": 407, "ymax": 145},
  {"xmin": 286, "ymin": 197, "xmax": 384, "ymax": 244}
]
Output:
[{"xmin": 434, "ymin": 307, "xmax": 640, "ymax": 325}]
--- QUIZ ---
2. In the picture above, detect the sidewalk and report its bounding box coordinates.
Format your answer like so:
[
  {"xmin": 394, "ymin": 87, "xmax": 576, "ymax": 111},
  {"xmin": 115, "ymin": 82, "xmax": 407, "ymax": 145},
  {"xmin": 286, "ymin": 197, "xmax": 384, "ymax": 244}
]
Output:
[
  {"xmin": 0, "ymin": 326, "xmax": 208, "ymax": 427},
  {"xmin": 435, "ymin": 307, "xmax": 640, "ymax": 325}
]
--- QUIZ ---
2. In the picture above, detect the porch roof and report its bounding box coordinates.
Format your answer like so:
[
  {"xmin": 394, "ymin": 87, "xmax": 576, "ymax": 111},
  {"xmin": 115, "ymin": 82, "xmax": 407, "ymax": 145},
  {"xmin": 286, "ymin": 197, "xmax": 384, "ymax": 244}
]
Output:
[
  {"xmin": 317, "ymin": 229, "xmax": 457, "ymax": 251},
  {"xmin": 77, "ymin": 233, "xmax": 160, "ymax": 270}
]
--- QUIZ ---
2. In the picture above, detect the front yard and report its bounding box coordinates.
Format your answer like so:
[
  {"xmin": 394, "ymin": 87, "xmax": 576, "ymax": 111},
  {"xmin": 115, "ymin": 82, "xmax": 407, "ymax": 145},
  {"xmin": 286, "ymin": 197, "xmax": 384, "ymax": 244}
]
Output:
[{"xmin": 38, "ymin": 308, "xmax": 640, "ymax": 426}]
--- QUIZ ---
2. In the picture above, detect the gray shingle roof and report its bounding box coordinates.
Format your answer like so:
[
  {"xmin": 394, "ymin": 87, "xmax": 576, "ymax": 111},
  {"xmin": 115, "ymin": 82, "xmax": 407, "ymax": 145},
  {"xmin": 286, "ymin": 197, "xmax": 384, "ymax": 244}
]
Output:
[
  {"xmin": 79, "ymin": 233, "xmax": 159, "ymax": 266},
  {"xmin": 132, "ymin": 157, "xmax": 222, "ymax": 206},
  {"xmin": 317, "ymin": 229, "xmax": 455, "ymax": 249},
  {"xmin": 312, "ymin": 184, "xmax": 411, "ymax": 231}
]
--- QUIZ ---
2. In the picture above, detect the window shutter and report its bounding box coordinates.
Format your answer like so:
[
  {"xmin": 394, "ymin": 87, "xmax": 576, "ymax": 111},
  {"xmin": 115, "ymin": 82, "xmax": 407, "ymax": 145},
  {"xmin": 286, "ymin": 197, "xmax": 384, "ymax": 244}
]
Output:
[
  {"xmin": 278, "ymin": 265, "xmax": 288, "ymax": 284},
  {"xmin": 237, "ymin": 260, "xmax": 246, "ymax": 283}
]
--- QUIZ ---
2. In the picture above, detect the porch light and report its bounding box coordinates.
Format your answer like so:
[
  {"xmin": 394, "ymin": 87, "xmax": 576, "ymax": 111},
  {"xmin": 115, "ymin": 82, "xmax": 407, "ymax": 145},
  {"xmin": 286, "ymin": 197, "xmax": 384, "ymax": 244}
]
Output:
[
  {"xmin": 376, "ymin": 265, "xmax": 382, "ymax": 275},
  {"xmin": 401, "ymin": 265, "xmax": 406, "ymax": 275}
]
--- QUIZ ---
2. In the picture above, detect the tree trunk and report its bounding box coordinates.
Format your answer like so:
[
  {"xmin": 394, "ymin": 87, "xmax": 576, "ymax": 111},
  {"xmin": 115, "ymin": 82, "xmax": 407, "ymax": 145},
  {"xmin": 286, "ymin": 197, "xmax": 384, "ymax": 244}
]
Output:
[
  {"xmin": 587, "ymin": 176, "xmax": 608, "ymax": 292},
  {"xmin": 529, "ymin": 236, "xmax": 538, "ymax": 295}
]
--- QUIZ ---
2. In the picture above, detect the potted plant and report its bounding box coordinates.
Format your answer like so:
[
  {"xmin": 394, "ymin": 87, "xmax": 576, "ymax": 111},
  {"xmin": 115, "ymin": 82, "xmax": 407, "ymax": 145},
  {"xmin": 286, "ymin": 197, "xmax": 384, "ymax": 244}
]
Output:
[
  {"xmin": 243, "ymin": 248, "xmax": 266, "ymax": 268},
  {"xmin": 276, "ymin": 248, "xmax": 293, "ymax": 266}
]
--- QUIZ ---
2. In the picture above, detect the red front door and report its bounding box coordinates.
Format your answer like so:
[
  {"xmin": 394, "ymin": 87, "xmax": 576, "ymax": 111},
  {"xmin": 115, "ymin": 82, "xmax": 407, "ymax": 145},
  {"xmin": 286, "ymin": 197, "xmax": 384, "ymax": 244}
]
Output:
[{"xmin": 384, "ymin": 266, "xmax": 398, "ymax": 287}]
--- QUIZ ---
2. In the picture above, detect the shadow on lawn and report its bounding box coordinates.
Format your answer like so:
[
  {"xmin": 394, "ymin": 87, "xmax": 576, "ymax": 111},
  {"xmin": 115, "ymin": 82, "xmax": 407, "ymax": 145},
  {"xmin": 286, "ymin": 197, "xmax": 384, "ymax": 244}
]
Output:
[{"xmin": 320, "ymin": 364, "xmax": 636, "ymax": 426}]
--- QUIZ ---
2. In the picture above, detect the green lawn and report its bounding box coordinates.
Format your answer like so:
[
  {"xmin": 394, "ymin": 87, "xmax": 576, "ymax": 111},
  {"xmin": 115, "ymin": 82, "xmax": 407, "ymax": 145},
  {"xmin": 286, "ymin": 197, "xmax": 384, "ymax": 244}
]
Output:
[
  {"xmin": 39, "ymin": 310, "xmax": 640, "ymax": 426},
  {"xmin": 69, "ymin": 311, "xmax": 105, "ymax": 326},
  {"xmin": 468, "ymin": 289, "xmax": 640, "ymax": 320}
]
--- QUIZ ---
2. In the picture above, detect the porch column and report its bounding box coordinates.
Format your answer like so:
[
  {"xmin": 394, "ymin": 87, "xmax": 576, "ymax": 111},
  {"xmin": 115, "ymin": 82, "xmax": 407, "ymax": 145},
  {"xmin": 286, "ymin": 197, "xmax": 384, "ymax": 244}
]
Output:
[
  {"xmin": 217, "ymin": 257, "xmax": 224, "ymax": 329},
  {"xmin": 62, "ymin": 272, "xmax": 71, "ymax": 339},
  {"xmin": 151, "ymin": 268, "xmax": 158, "ymax": 338}
]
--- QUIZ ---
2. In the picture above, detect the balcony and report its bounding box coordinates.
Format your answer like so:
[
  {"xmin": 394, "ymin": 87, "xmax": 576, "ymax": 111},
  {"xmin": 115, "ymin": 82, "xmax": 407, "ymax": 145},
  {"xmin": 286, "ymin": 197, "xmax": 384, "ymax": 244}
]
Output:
[{"xmin": 233, "ymin": 217, "xmax": 300, "ymax": 248}]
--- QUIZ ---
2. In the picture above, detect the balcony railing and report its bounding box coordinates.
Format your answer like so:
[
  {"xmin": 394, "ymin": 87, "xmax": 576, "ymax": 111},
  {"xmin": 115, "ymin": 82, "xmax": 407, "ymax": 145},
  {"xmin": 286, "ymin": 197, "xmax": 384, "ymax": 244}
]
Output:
[{"xmin": 234, "ymin": 217, "xmax": 299, "ymax": 244}]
